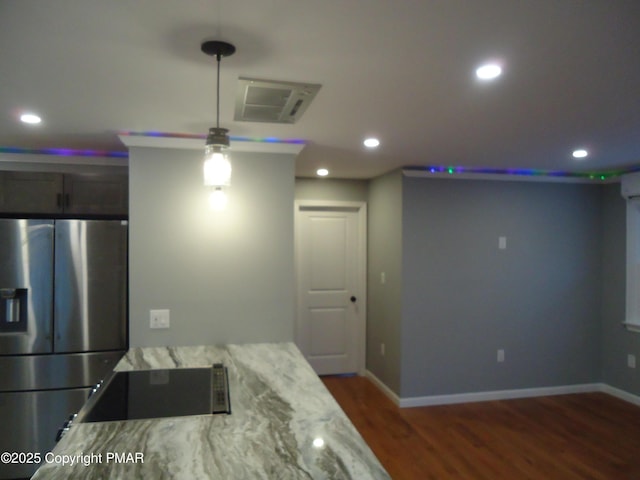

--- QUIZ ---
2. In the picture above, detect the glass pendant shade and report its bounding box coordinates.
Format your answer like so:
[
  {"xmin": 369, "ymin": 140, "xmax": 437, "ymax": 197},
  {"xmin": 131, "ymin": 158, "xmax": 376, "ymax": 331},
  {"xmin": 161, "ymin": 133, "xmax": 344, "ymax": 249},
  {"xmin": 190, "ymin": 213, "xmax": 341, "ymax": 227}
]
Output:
[{"xmin": 203, "ymin": 146, "xmax": 232, "ymax": 186}]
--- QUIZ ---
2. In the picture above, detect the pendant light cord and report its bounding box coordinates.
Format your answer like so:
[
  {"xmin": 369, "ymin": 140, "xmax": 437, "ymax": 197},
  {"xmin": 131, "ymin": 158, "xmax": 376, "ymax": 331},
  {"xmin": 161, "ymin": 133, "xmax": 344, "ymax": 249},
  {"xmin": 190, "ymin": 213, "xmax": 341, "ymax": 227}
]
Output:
[
  {"xmin": 201, "ymin": 40, "xmax": 235, "ymax": 143},
  {"xmin": 216, "ymin": 53, "xmax": 221, "ymax": 129}
]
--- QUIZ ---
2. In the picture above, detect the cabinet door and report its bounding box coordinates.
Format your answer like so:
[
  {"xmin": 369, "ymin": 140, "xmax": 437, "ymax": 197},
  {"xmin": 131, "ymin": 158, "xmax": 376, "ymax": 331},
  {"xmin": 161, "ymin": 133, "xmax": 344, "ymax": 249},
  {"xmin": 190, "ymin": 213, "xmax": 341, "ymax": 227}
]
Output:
[
  {"xmin": 63, "ymin": 174, "xmax": 128, "ymax": 216},
  {"xmin": 0, "ymin": 172, "xmax": 64, "ymax": 214}
]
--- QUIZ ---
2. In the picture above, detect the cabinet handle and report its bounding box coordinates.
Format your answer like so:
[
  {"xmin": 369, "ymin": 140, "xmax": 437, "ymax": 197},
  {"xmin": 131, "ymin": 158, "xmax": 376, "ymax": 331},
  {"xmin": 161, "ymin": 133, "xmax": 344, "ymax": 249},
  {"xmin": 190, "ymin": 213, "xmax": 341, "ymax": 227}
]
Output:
[{"xmin": 56, "ymin": 193, "xmax": 63, "ymax": 208}]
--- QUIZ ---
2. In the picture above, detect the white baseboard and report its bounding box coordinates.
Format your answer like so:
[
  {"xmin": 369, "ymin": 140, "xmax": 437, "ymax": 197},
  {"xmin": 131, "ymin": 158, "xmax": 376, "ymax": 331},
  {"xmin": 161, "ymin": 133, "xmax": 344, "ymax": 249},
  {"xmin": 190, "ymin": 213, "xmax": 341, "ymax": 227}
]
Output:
[
  {"xmin": 396, "ymin": 383, "xmax": 601, "ymax": 408},
  {"xmin": 364, "ymin": 370, "xmax": 401, "ymax": 406},
  {"xmin": 363, "ymin": 371, "xmax": 640, "ymax": 409},
  {"xmin": 599, "ymin": 383, "xmax": 640, "ymax": 407}
]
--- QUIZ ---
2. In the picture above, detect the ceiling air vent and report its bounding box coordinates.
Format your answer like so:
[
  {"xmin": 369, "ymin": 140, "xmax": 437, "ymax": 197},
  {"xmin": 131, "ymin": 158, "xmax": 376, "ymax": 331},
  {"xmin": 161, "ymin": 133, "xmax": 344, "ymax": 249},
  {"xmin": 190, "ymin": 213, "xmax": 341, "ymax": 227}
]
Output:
[{"xmin": 234, "ymin": 77, "xmax": 321, "ymax": 124}]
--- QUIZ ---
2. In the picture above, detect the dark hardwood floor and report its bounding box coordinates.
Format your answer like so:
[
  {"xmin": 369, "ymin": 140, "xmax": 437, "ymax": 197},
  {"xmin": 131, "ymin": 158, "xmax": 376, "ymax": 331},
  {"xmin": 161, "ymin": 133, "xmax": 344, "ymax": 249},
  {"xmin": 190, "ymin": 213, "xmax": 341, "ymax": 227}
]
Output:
[{"xmin": 321, "ymin": 375, "xmax": 640, "ymax": 480}]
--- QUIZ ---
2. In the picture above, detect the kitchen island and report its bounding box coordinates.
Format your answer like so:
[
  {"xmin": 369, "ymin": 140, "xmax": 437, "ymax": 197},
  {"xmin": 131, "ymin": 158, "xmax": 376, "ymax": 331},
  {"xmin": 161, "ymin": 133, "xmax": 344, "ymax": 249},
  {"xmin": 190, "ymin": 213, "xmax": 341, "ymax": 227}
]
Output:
[{"xmin": 31, "ymin": 342, "xmax": 390, "ymax": 479}]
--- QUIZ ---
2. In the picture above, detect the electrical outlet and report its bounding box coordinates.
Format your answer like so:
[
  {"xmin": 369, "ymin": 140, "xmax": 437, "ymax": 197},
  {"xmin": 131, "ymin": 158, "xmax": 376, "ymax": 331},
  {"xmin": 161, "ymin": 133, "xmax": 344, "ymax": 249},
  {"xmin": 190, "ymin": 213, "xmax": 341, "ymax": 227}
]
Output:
[
  {"xmin": 380, "ymin": 343, "xmax": 386, "ymax": 356},
  {"xmin": 380, "ymin": 272, "xmax": 386, "ymax": 285},
  {"xmin": 628, "ymin": 354, "xmax": 636, "ymax": 369},
  {"xmin": 498, "ymin": 236, "xmax": 507, "ymax": 250},
  {"xmin": 497, "ymin": 349, "xmax": 505, "ymax": 363},
  {"xmin": 150, "ymin": 309, "xmax": 170, "ymax": 329}
]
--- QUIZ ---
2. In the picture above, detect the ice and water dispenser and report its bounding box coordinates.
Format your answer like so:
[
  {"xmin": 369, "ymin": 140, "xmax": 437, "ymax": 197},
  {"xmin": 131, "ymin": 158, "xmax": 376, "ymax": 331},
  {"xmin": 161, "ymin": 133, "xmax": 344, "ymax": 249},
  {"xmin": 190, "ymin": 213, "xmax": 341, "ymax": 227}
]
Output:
[{"xmin": 0, "ymin": 288, "xmax": 27, "ymax": 332}]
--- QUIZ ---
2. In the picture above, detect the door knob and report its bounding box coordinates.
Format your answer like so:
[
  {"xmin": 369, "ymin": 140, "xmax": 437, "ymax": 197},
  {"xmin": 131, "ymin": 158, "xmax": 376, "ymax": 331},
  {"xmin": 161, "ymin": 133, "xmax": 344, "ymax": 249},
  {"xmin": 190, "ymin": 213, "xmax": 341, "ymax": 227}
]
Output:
[{"xmin": 350, "ymin": 296, "xmax": 357, "ymax": 303}]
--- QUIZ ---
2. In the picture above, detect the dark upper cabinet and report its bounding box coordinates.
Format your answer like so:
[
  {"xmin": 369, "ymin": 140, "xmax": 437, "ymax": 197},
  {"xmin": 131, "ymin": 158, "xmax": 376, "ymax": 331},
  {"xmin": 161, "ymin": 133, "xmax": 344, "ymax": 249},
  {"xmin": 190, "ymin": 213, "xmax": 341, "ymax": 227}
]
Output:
[
  {"xmin": 0, "ymin": 172, "xmax": 64, "ymax": 214},
  {"xmin": 0, "ymin": 171, "xmax": 128, "ymax": 216},
  {"xmin": 63, "ymin": 174, "xmax": 128, "ymax": 216}
]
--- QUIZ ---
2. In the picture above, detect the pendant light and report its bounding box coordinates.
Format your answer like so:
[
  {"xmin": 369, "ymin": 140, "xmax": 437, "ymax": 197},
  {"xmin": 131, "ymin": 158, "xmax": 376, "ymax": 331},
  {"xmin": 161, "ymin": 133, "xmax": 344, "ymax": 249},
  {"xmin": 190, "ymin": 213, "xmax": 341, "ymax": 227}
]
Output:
[{"xmin": 201, "ymin": 40, "xmax": 235, "ymax": 192}]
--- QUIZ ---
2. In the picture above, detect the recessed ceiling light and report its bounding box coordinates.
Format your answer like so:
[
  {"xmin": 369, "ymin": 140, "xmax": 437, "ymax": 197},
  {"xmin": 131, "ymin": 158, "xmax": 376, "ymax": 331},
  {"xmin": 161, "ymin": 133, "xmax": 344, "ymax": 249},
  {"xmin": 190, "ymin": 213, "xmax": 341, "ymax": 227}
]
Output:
[
  {"xmin": 20, "ymin": 113, "xmax": 42, "ymax": 124},
  {"xmin": 364, "ymin": 138, "xmax": 380, "ymax": 148},
  {"xmin": 316, "ymin": 168, "xmax": 329, "ymax": 177},
  {"xmin": 572, "ymin": 149, "xmax": 588, "ymax": 159},
  {"xmin": 475, "ymin": 63, "xmax": 502, "ymax": 81}
]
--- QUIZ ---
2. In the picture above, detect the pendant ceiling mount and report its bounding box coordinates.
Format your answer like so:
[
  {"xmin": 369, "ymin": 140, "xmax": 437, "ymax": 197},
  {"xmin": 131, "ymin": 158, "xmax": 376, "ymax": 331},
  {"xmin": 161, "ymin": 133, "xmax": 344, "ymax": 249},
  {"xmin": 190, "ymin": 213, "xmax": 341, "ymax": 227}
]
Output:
[{"xmin": 201, "ymin": 40, "xmax": 236, "ymax": 60}]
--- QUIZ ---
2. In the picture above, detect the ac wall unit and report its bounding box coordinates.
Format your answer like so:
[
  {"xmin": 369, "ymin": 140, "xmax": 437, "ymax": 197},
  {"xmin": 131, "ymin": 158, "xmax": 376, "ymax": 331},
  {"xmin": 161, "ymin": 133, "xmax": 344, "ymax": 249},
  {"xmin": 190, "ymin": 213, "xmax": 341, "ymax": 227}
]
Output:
[{"xmin": 234, "ymin": 77, "xmax": 321, "ymax": 124}]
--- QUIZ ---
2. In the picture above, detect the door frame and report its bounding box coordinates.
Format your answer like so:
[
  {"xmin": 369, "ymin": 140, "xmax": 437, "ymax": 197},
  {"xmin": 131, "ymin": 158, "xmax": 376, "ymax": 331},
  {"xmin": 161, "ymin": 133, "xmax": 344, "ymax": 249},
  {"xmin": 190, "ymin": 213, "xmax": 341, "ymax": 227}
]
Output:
[{"xmin": 294, "ymin": 200, "xmax": 367, "ymax": 375}]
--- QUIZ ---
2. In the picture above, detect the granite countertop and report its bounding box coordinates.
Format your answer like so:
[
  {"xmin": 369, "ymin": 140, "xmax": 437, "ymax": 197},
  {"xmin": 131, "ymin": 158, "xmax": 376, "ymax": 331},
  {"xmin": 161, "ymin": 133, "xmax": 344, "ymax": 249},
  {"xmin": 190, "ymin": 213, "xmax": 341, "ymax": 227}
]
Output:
[{"xmin": 31, "ymin": 342, "xmax": 390, "ymax": 479}]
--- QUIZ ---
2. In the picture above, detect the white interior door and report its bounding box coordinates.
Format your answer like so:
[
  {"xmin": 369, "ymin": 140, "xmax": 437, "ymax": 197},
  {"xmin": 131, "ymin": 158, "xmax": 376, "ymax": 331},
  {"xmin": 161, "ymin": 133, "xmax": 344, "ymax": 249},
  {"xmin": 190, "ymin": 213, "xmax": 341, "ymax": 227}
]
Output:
[{"xmin": 295, "ymin": 203, "xmax": 366, "ymax": 375}]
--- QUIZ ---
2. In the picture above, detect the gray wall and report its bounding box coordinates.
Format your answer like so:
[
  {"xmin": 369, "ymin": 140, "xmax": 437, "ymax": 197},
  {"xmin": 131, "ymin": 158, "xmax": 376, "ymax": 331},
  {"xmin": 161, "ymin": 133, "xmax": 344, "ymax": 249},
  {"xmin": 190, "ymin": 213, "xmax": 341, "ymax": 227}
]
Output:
[
  {"xmin": 129, "ymin": 146, "xmax": 295, "ymax": 347},
  {"xmin": 601, "ymin": 184, "xmax": 640, "ymax": 396},
  {"xmin": 367, "ymin": 170, "xmax": 403, "ymax": 393},
  {"xmin": 400, "ymin": 178, "xmax": 603, "ymax": 397},
  {"xmin": 295, "ymin": 178, "xmax": 368, "ymax": 202},
  {"xmin": 128, "ymin": 150, "xmax": 638, "ymax": 397}
]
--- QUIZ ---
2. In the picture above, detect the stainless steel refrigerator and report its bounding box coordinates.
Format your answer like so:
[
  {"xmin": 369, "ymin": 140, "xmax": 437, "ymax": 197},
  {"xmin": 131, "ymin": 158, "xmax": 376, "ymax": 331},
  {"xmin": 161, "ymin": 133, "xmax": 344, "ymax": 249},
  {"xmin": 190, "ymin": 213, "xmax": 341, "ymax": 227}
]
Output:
[{"xmin": 0, "ymin": 219, "xmax": 127, "ymax": 480}]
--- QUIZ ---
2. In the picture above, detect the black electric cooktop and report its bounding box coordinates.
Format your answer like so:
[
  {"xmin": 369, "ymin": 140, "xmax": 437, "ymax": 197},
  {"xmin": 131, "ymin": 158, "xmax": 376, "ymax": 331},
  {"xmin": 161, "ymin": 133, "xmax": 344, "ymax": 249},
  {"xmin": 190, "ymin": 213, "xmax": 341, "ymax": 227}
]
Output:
[{"xmin": 82, "ymin": 364, "xmax": 231, "ymax": 423}]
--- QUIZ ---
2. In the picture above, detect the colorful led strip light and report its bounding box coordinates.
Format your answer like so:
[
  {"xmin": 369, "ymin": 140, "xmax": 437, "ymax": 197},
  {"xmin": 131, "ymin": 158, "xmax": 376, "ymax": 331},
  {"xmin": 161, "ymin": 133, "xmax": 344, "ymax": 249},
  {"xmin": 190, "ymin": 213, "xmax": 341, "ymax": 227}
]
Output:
[
  {"xmin": 404, "ymin": 165, "xmax": 640, "ymax": 181},
  {"xmin": 117, "ymin": 130, "xmax": 307, "ymax": 145},
  {"xmin": 0, "ymin": 146, "xmax": 128, "ymax": 158},
  {"xmin": 2, "ymin": 138, "xmax": 638, "ymax": 181},
  {"xmin": 0, "ymin": 131, "xmax": 307, "ymax": 159}
]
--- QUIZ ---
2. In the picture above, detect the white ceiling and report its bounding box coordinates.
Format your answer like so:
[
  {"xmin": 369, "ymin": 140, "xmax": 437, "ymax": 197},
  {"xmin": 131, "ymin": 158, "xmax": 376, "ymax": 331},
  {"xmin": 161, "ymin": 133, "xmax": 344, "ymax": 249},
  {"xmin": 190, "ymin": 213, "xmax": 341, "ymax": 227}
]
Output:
[{"xmin": 1, "ymin": 0, "xmax": 639, "ymax": 179}]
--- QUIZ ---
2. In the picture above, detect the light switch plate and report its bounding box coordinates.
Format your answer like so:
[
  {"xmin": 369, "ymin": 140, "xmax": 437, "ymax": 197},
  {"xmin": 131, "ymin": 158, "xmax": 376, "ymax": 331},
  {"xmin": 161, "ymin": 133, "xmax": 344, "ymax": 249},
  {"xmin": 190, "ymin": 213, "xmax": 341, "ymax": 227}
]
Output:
[{"xmin": 150, "ymin": 309, "xmax": 170, "ymax": 329}]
